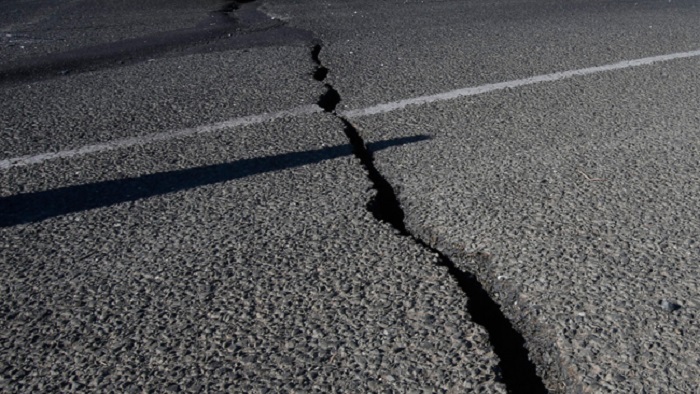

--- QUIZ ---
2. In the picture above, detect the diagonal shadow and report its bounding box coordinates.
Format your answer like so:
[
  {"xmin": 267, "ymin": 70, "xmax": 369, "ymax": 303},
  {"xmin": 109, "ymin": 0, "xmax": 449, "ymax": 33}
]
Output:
[
  {"xmin": 0, "ymin": 135, "xmax": 429, "ymax": 227},
  {"xmin": 0, "ymin": 6, "xmax": 314, "ymax": 86},
  {"xmin": 0, "ymin": 26, "xmax": 313, "ymax": 86}
]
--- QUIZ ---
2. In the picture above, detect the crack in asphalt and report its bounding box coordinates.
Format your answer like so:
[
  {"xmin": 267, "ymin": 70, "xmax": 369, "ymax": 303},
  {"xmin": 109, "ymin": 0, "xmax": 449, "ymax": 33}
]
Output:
[{"xmin": 311, "ymin": 43, "xmax": 548, "ymax": 394}]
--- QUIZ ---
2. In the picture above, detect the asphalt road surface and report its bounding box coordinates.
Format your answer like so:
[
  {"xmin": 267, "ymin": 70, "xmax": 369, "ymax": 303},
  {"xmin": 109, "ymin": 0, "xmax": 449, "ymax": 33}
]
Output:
[{"xmin": 2, "ymin": 0, "xmax": 700, "ymax": 393}]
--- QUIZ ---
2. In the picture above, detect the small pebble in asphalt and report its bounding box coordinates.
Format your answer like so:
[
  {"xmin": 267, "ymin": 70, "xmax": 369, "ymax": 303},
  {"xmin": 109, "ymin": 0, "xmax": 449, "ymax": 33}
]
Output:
[{"xmin": 659, "ymin": 299, "xmax": 681, "ymax": 312}]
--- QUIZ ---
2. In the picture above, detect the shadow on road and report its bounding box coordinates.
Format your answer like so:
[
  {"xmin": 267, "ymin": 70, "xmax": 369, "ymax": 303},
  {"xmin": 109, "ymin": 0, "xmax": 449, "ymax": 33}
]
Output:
[
  {"xmin": 0, "ymin": 135, "xmax": 429, "ymax": 227},
  {"xmin": 0, "ymin": 3, "xmax": 314, "ymax": 86}
]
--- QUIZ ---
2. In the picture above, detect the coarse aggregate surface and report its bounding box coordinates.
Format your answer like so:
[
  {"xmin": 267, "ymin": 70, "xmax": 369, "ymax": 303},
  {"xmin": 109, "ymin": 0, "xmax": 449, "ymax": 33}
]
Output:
[
  {"xmin": 1, "ymin": 113, "xmax": 506, "ymax": 393},
  {"xmin": 5, "ymin": 0, "xmax": 700, "ymax": 392},
  {"xmin": 0, "ymin": 45, "xmax": 321, "ymax": 159},
  {"xmin": 264, "ymin": 0, "xmax": 700, "ymax": 110},
  {"xmin": 0, "ymin": 0, "xmax": 229, "ymax": 64},
  {"xmin": 351, "ymin": 58, "xmax": 700, "ymax": 392}
]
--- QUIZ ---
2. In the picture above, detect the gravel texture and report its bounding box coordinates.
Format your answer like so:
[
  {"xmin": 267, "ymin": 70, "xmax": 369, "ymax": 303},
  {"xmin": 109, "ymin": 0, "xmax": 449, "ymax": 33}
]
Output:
[
  {"xmin": 1, "ymin": 113, "xmax": 506, "ymax": 393},
  {"xmin": 264, "ymin": 0, "xmax": 700, "ymax": 111},
  {"xmin": 0, "ymin": 45, "xmax": 322, "ymax": 159},
  {"xmin": 0, "ymin": 0, "xmax": 228, "ymax": 64},
  {"xmin": 6, "ymin": 0, "xmax": 699, "ymax": 392},
  {"xmin": 351, "ymin": 58, "xmax": 700, "ymax": 392}
]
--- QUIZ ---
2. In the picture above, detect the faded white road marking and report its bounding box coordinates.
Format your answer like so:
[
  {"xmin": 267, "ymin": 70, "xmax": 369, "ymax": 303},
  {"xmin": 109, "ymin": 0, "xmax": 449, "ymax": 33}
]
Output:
[
  {"xmin": 340, "ymin": 49, "xmax": 700, "ymax": 118},
  {"xmin": 0, "ymin": 105, "xmax": 322, "ymax": 170},
  {"xmin": 2, "ymin": 48, "xmax": 700, "ymax": 169}
]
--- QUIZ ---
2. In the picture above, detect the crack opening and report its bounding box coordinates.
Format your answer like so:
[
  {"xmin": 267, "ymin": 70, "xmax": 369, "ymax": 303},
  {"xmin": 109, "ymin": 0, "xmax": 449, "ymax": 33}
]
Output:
[
  {"xmin": 311, "ymin": 44, "xmax": 329, "ymax": 81},
  {"xmin": 311, "ymin": 43, "xmax": 549, "ymax": 394},
  {"xmin": 438, "ymin": 257, "xmax": 549, "ymax": 394},
  {"xmin": 346, "ymin": 117, "xmax": 547, "ymax": 394},
  {"xmin": 311, "ymin": 43, "xmax": 323, "ymax": 64},
  {"xmin": 318, "ymin": 84, "xmax": 340, "ymax": 113},
  {"xmin": 313, "ymin": 66, "xmax": 329, "ymax": 82},
  {"xmin": 340, "ymin": 119, "xmax": 408, "ymax": 235}
]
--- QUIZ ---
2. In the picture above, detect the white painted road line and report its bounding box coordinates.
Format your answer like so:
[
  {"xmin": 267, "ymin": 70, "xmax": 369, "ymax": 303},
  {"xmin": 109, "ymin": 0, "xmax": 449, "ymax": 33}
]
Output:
[
  {"xmin": 0, "ymin": 105, "xmax": 322, "ymax": 170},
  {"xmin": 2, "ymin": 48, "xmax": 700, "ymax": 170},
  {"xmin": 340, "ymin": 48, "xmax": 700, "ymax": 118}
]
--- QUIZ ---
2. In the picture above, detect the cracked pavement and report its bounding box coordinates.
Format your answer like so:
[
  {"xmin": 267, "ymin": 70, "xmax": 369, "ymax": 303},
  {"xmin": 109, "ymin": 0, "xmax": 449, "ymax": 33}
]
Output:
[
  {"xmin": 2, "ymin": 0, "xmax": 506, "ymax": 392},
  {"xmin": 3, "ymin": 0, "xmax": 700, "ymax": 392},
  {"xmin": 1, "ymin": 112, "xmax": 505, "ymax": 393}
]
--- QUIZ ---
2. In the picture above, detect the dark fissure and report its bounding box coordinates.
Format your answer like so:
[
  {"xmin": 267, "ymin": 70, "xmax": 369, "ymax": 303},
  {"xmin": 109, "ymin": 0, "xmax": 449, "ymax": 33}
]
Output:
[{"xmin": 311, "ymin": 43, "xmax": 548, "ymax": 394}]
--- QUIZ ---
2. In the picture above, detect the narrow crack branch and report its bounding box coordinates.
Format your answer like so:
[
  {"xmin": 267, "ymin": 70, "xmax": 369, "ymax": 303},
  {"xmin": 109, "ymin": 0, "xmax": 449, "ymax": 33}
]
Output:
[
  {"xmin": 311, "ymin": 44, "xmax": 329, "ymax": 81},
  {"xmin": 311, "ymin": 43, "xmax": 548, "ymax": 394}
]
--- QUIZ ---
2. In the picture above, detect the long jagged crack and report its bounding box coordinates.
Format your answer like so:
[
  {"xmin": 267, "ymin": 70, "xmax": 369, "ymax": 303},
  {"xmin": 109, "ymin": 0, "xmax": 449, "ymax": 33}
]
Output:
[{"xmin": 311, "ymin": 43, "xmax": 548, "ymax": 394}]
